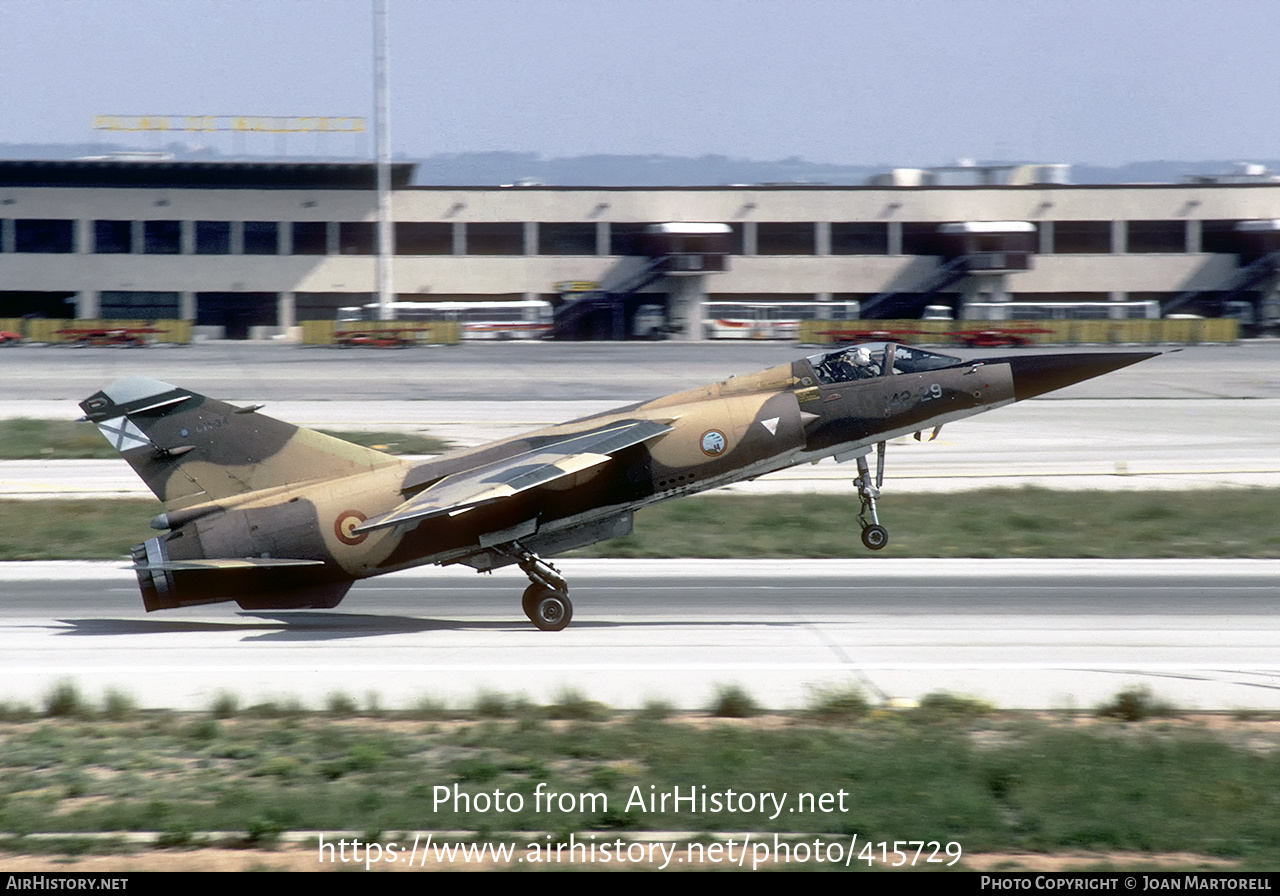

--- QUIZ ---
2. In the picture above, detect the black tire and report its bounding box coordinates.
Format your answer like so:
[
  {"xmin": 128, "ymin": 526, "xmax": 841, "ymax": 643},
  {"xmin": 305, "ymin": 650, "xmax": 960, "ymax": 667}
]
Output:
[
  {"xmin": 861, "ymin": 525, "xmax": 889, "ymax": 551},
  {"xmin": 521, "ymin": 583, "xmax": 543, "ymax": 620},
  {"xmin": 531, "ymin": 591, "xmax": 573, "ymax": 632},
  {"xmin": 519, "ymin": 583, "xmax": 540, "ymax": 619},
  {"xmin": 522, "ymin": 582, "xmax": 570, "ymax": 619}
]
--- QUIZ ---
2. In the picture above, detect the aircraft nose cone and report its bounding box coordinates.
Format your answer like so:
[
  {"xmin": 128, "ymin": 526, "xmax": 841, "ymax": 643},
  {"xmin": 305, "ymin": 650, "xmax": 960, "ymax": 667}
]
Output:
[{"xmin": 1002, "ymin": 351, "xmax": 1159, "ymax": 400}]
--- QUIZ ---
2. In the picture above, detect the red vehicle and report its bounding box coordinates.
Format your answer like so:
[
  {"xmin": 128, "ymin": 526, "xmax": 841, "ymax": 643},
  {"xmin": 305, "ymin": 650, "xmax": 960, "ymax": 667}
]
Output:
[
  {"xmin": 0, "ymin": 330, "xmax": 21, "ymax": 345},
  {"xmin": 818, "ymin": 327, "xmax": 922, "ymax": 345},
  {"xmin": 56, "ymin": 326, "xmax": 164, "ymax": 346},
  {"xmin": 335, "ymin": 329, "xmax": 420, "ymax": 348},
  {"xmin": 948, "ymin": 327, "xmax": 1052, "ymax": 347}
]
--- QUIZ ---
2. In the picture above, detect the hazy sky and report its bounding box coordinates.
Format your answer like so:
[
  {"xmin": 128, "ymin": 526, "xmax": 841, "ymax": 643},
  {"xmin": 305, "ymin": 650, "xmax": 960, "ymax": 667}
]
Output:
[{"xmin": 2, "ymin": 0, "xmax": 1278, "ymax": 166}]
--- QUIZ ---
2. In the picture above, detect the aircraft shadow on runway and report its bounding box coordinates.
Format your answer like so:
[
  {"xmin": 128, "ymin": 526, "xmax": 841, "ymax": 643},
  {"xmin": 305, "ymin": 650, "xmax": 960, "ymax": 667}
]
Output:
[
  {"xmin": 57, "ymin": 613, "xmax": 521, "ymax": 641},
  {"xmin": 54, "ymin": 612, "xmax": 798, "ymax": 641}
]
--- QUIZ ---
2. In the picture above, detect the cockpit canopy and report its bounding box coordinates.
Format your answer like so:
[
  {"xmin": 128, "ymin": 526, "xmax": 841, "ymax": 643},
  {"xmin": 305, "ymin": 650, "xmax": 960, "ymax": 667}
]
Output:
[{"xmin": 807, "ymin": 342, "xmax": 962, "ymax": 385}]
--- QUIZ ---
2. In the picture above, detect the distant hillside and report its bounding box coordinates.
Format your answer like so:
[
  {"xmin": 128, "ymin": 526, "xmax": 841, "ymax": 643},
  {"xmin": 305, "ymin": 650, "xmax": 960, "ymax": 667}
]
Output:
[
  {"xmin": 410, "ymin": 151, "xmax": 885, "ymax": 186},
  {"xmin": 1, "ymin": 142, "xmax": 1276, "ymax": 187},
  {"xmin": 1071, "ymin": 160, "xmax": 1280, "ymax": 184}
]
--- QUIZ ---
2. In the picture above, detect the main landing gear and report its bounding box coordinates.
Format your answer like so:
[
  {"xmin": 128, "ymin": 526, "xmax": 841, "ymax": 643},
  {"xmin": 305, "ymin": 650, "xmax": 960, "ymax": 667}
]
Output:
[
  {"xmin": 506, "ymin": 542, "xmax": 573, "ymax": 631},
  {"xmin": 854, "ymin": 445, "xmax": 889, "ymax": 551}
]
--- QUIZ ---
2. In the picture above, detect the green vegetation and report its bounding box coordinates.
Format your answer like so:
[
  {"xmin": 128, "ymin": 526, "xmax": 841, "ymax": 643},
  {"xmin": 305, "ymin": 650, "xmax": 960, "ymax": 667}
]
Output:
[
  {"xmin": 1096, "ymin": 686, "xmax": 1178, "ymax": 722},
  {"xmin": 805, "ymin": 685, "xmax": 872, "ymax": 721},
  {"xmin": 708, "ymin": 683, "xmax": 760, "ymax": 718},
  {"xmin": 0, "ymin": 418, "xmax": 448, "ymax": 459},
  {"xmin": 2, "ymin": 488, "xmax": 1278, "ymax": 560},
  {"xmin": 572, "ymin": 488, "xmax": 1280, "ymax": 559},
  {"xmin": 42, "ymin": 681, "xmax": 89, "ymax": 718},
  {"xmin": 545, "ymin": 687, "xmax": 614, "ymax": 722},
  {"xmin": 0, "ymin": 499, "xmax": 161, "ymax": 560},
  {"xmin": 913, "ymin": 692, "xmax": 998, "ymax": 724},
  {"xmin": 0, "ymin": 419, "xmax": 109, "ymax": 459},
  {"xmin": 1, "ymin": 687, "xmax": 1279, "ymax": 868}
]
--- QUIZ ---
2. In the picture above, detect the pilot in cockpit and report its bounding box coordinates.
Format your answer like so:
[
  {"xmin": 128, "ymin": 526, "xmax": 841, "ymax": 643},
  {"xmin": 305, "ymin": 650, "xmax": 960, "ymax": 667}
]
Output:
[
  {"xmin": 814, "ymin": 345, "xmax": 884, "ymax": 383},
  {"xmin": 851, "ymin": 346, "xmax": 880, "ymax": 377}
]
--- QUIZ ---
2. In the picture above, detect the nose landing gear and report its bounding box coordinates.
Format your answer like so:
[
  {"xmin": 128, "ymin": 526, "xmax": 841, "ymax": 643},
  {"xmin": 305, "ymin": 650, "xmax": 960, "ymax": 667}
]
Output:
[{"xmin": 854, "ymin": 446, "xmax": 889, "ymax": 551}]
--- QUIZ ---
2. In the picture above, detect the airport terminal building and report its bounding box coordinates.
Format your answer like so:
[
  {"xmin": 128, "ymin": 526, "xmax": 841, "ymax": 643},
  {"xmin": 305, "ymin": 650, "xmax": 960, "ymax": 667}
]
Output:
[{"xmin": 1, "ymin": 158, "xmax": 1277, "ymax": 339}]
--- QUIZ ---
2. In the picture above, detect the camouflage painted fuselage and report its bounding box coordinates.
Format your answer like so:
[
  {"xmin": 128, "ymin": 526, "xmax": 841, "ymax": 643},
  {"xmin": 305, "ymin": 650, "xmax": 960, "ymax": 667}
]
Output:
[{"xmin": 80, "ymin": 343, "xmax": 1153, "ymax": 612}]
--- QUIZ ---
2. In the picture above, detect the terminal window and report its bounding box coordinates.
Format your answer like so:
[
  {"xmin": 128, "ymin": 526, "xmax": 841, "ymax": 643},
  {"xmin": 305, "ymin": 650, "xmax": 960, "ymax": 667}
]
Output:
[
  {"xmin": 466, "ymin": 223, "xmax": 524, "ymax": 256},
  {"xmin": 900, "ymin": 223, "xmax": 945, "ymax": 256},
  {"xmin": 610, "ymin": 223, "xmax": 658, "ymax": 256},
  {"xmin": 243, "ymin": 221, "xmax": 279, "ymax": 255},
  {"xmin": 539, "ymin": 222, "xmax": 597, "ymax": 255},
  {"xmin": 1052, "ymin": 221, "xmax": 1112, "ymax": 254},
  {"xmin": 756, "ymin": 222, "xmax": 816, "ymax": 255},
  {"xmin": 94, "ymin": 220, "xmax": 133, "ymax": 254},
  {"xmin": 195, "ymin": 221, "xmax": 232, "ymax": 255},
  {"xmin": 395, "ymin": 222, "xmax": 452, "ymax": 255},
  {"xmin": 830, "ymin": 222, "xmax": 889, "ymax": 255},
  {"xmin": 14, "ymin": 219, "xmax": 74, "ymax": 253},
  {"xmin": 1127, "ymin": 220, "xmax": 1186, "ymax": 253},
  {"xmin": 291, "ymin": 222, "xmax": 328, "ymax": 255},
  {"xmin": 1200, "ymin": 220, "xmax": 1243, "ymax": 255},
  {"xmin": 339, "ymin": 222, "xmax": 376, "ymax": 255},
  {"xmin": 143, "ymin": 220, "xmax": 181, "ymax": 254}
]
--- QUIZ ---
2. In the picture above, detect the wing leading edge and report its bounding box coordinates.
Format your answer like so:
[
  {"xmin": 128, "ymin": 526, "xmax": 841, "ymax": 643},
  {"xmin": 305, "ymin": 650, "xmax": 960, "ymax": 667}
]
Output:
[{"xmin": 355, "ymin": 418, "xmax": 673, "ymax": 534}]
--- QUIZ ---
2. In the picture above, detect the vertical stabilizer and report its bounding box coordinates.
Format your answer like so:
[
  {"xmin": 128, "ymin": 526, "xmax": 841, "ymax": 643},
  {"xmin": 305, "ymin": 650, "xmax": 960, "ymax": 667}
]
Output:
[{"xmin": 80, "ymin": 377, "xmax": 406, "ymax": 509}]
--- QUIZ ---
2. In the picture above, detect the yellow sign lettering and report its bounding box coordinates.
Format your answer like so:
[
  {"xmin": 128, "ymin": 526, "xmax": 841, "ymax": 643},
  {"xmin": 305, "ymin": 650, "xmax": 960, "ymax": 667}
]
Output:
[{"xmin": 94, "ymin": 115, "xmax": 367, "ymax": 133}]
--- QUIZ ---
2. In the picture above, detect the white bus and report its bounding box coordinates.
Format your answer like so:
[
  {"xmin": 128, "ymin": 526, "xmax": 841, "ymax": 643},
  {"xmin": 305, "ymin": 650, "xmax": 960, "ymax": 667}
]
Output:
[
  {"xmin": 703, "ymin": 301, "xmax": 862, "ymax": 339},
  {"xmin": 961, "ymin": 301, "xmax": 1160, "ymax": 321},
  {"xmin": 338, "ymin": 300, "xmax": 553, "ymax": 340}
]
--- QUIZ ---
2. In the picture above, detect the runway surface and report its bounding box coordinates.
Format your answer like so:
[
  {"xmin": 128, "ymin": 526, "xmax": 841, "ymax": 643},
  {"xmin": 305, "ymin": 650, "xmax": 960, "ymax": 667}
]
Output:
[{"xmin": 3, "ymin": 559, "xmax": 1278, "ymax": 712}]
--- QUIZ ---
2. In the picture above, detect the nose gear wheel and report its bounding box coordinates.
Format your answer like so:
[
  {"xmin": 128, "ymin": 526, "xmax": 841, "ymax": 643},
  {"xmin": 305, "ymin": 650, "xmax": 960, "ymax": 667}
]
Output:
[{"xmin": 854, "ymin": 451, "xmax": 889, "ymax": 551}]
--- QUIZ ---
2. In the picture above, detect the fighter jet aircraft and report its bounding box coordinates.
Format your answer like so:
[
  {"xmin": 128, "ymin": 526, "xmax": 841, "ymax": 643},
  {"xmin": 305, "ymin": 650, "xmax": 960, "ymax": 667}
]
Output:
[{"xmin": 81, "ymin": 342, "xmax": 1154, "ymax": 630}]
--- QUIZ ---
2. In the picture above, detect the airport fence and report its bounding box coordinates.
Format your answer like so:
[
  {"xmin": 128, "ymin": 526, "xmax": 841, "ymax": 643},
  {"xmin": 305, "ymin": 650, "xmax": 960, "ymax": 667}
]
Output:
[
  {"xmin": 0, "ymin": 317, "xmax": 1236, "ymax": 347},
  {"xmin": 0, "ymin": 318, "xmax": 193, "ymax": 345},
  {"xmin": 799, "ymin": 317, "xmax": 1239, "ymax": 346},
  {"xmin": 301, "ymin": 319, "xmax": 463, "ymax": 347}
]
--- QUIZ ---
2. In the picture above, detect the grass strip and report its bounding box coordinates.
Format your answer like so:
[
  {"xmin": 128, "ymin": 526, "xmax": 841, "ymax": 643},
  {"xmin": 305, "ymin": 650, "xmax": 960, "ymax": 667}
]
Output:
[
  {"xmin": 1, "ymin": 690, "xmax": 1278, "ymax": 867},
  {"xmin": 1, "ymin": 488, "xmax": 1278, "ymax": 560},
  {"xmin": 0, "ymin": 419, "xmax": 448, "ymax": 459},
  {"xmin": 572, "ymin": 488, "xmax": 1280, "ymax": 559}
]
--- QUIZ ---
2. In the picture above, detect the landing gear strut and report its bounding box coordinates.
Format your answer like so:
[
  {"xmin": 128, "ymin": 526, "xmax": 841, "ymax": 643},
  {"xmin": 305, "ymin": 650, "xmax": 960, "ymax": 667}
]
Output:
[
  {"xmin": 854, "ymin": 449, "xmax": 889, "ymax": 551},
  {"xmin": 504, "ymin": 542, "xmax": 574, "ymax": 631}
]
